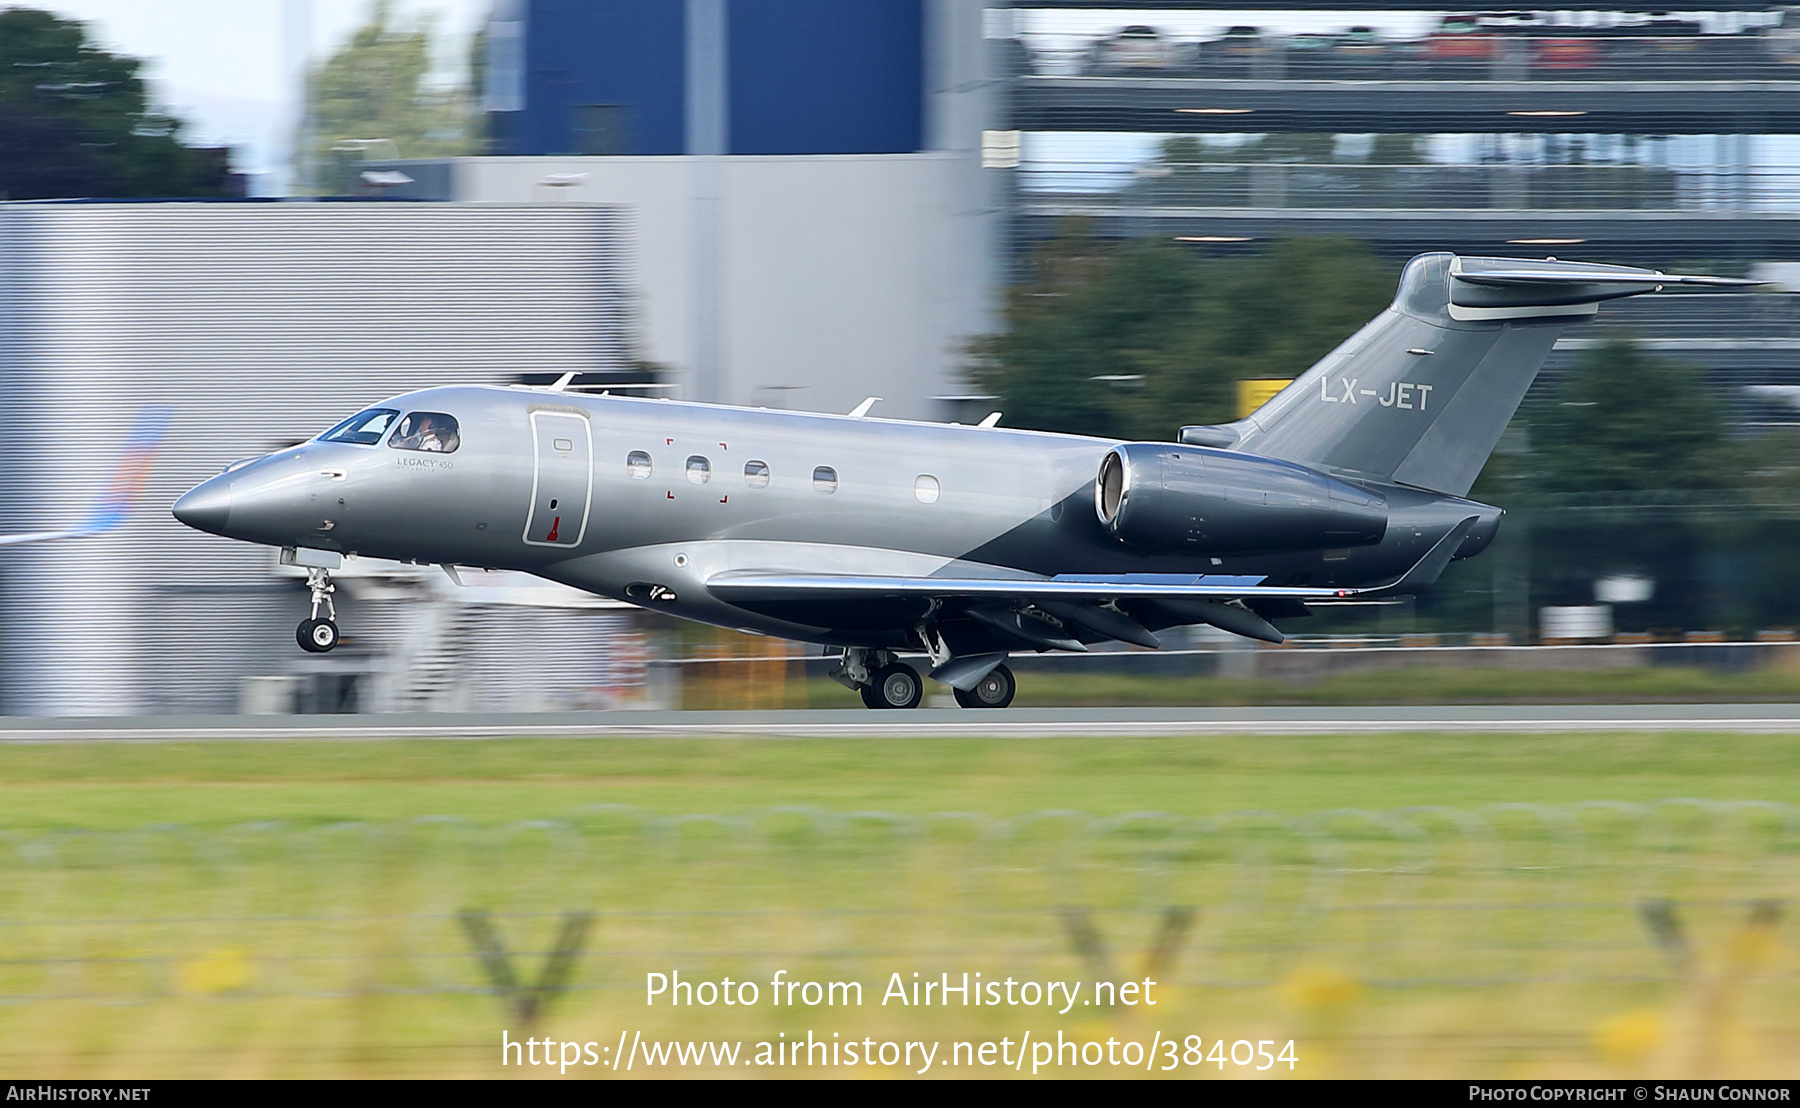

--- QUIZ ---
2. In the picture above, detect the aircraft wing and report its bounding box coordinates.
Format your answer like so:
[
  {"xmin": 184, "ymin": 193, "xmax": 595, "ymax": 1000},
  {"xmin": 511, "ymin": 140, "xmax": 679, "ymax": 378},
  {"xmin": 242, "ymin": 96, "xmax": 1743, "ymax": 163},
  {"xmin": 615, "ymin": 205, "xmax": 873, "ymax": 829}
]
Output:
[
  {"xmin": 0, "ymin": 406, "xmax": 172, "ymax": 547},
  {"xmin": 708, "ymin": 516, "xmax": 1476, "ymax": 605},
  {"xmin": 705, "ymin": 571, "xmax": 1353, "ymax": 603},
  {"xmin": 705, "ymin": 517, "xmax": 1476, "ymax": 648}
]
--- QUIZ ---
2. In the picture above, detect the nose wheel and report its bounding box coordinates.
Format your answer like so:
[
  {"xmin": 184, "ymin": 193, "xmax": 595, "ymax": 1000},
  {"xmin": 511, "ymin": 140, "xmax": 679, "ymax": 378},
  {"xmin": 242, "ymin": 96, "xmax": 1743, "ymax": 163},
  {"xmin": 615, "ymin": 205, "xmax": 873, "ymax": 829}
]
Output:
[
  {"xmin": 298, "ymin": 617, "xmax": 340, "ymax": 653},
  {"xmin": 297, "ymin": 566, "xmax": 341, "ymax": 653}
]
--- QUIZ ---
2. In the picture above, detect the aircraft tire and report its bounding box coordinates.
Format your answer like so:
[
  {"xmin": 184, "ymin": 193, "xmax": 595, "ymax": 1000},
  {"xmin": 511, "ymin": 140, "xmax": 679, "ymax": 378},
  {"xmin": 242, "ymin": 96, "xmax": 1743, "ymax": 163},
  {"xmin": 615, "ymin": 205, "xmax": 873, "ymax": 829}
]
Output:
[
  {"xmin": 953, "ymin": 663, "xmax": 1015, "ymax": 709},
  {"xmin": 867, "ymin": 662, "xmax": 923, "ymax": 709},
  {"xmin": 297, "ymin": 618, "xmax": 340, "ymax": 653}
]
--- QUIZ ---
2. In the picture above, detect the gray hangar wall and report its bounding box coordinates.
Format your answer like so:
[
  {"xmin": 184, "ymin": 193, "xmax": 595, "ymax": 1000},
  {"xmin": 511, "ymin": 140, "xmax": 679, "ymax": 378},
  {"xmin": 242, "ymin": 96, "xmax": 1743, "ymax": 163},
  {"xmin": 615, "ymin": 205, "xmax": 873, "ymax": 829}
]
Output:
[{"xmin": 0, "ymin": 202, "xmax": 643, "ymax": 717}]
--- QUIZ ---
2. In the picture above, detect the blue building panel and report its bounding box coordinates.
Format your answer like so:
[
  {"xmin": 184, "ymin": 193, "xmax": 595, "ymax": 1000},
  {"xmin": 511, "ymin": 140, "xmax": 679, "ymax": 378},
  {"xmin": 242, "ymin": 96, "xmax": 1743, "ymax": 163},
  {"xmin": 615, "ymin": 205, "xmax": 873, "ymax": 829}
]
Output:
[
  {"xmin": 516, "ymin": 0, "xmax": 687, "ymax": 156},
  {"xmin": 503, "ymin": 0, "xmax": 925, "ymax": 158},
  {"xmin": 727, "ymin": 0, "xmax": 924, "ymax": 155}
]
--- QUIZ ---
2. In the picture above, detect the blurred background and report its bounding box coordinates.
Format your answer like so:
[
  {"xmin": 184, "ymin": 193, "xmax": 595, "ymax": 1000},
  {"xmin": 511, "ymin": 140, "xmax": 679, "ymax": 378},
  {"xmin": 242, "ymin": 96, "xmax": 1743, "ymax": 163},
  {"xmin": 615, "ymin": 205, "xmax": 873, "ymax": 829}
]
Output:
[
  {"xmin": 3, "ymin": 1, "xmax": 1800, "ymax": 1080},
  {"xmin": 7, "ymin": 1, "xmax": 1800, "ymax": 715}
]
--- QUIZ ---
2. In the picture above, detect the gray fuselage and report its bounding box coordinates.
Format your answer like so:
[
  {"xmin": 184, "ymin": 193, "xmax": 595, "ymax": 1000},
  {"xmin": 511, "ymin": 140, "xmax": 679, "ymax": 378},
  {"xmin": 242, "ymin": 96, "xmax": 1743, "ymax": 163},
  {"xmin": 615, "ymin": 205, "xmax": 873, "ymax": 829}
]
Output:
[{"xmin": 179, "ymin": 385, "xmax": 1496, "ymax": 648}]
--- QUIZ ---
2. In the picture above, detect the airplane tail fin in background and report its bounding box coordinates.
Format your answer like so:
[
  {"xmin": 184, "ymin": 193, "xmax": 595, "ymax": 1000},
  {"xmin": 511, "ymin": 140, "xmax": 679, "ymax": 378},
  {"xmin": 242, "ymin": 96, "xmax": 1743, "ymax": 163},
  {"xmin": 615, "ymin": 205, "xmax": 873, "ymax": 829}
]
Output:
[
  {"xmin": 1190, "ymin": 254, "xmax": 1756, "ymax": 497},
  {"xmin": 0, "ymin": 405, "xmax": 173, "ymax": 548}
]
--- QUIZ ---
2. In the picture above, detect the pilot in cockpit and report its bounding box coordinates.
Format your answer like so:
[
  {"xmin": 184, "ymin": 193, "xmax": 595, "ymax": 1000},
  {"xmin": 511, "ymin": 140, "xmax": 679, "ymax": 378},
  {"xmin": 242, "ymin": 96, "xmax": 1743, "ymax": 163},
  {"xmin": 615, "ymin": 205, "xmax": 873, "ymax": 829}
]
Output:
[{"xmin": 392, "ymin": 412, "xmax": 459, "ymax": 453}]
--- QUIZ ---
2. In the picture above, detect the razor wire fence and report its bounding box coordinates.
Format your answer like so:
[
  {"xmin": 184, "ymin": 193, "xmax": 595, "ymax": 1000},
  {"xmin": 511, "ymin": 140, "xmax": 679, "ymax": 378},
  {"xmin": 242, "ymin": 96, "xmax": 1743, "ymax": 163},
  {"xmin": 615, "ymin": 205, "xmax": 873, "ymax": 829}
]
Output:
[{"xmin": 0, "ymin": 800, "xmax": 1795, "ymax": 1011}]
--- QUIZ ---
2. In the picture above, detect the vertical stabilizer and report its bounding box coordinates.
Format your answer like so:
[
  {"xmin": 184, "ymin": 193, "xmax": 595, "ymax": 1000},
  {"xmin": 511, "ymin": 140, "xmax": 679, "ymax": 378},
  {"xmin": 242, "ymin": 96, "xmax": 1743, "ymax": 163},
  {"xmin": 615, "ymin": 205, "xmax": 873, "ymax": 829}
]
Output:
[{"xmin": 1213, "ymin": 253, "xmax": 1752, "ymax": 496}]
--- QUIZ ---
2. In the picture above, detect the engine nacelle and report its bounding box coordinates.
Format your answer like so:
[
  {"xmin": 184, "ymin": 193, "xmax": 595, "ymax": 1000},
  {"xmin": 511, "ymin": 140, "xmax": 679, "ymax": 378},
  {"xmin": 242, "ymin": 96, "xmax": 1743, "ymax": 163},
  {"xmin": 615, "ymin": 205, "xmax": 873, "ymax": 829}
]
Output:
[{"xmin": 1095, "ymin": 443, "xmax": 1388, "ymax": 553}]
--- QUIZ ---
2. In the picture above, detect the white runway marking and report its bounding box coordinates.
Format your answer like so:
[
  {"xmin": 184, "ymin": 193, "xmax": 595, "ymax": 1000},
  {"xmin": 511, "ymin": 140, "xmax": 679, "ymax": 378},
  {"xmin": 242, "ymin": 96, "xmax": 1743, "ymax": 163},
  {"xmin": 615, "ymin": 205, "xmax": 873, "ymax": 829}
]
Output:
[{"xmin": 1, "ymin": 705, "xmax": 1798, "ymax": 741}]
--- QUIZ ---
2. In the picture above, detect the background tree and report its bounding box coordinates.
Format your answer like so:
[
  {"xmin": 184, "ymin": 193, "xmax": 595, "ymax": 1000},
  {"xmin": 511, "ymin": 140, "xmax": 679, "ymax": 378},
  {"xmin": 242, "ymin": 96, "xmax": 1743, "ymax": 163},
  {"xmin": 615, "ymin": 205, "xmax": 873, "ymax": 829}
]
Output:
[
  {"xmin": 299, "ymin": 0, "xmax": 477, "ymax": 193},
  {"xmin": 1527, "ymin": 338, "xmax": 1722, "ymax": 494},
  {"xmin": 0, "ymin": 8, "xmax": 234, "ymax": 200},
  {"xmin": 970, "ymin": 232, "xmax": 1393, "ymax": 441}
]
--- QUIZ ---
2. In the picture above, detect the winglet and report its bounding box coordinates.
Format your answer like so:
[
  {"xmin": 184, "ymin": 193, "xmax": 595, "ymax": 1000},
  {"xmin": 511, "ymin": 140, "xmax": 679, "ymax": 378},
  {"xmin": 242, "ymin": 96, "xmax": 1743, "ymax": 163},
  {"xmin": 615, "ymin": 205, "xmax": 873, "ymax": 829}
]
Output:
[{"xmin": 1368, "ymin": 516, "xmax": 1478, "ymax": 595}]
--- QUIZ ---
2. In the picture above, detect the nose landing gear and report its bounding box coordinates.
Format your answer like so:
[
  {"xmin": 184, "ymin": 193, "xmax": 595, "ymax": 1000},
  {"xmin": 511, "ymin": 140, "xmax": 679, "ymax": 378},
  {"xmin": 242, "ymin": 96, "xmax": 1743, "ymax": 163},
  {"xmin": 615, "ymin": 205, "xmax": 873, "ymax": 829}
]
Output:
[{"xmin": 297, "ymin": 566, "xmax": 340, "ymax": 653}]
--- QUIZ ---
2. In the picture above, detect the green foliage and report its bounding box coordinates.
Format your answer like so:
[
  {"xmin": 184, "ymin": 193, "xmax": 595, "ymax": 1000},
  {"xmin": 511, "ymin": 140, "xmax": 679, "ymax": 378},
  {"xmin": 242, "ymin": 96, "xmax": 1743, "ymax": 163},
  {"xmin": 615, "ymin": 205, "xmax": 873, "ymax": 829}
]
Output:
[
  {"xmin": 1529, "ymin": 337, "xmax": 1722, "ymax": 493},
  {"xmin": 299, "ymin": 0, "xmax": 476, "ymax": 193},
  {"xmin": 970, "ymin": 232, "xmax": 1394, "ymax": 441},
  {"xmin": 0, "ymin": 8, "xmax": 234, "ymax": 200}
]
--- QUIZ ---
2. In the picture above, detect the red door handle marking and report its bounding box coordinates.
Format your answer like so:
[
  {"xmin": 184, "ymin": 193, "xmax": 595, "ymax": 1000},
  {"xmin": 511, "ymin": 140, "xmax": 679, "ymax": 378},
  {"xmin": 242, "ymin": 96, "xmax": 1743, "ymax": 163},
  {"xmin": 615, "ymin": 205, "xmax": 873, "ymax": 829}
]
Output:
[{"xmin": 545, "ymin": 515, "xmax": 561, "ymax": 543}]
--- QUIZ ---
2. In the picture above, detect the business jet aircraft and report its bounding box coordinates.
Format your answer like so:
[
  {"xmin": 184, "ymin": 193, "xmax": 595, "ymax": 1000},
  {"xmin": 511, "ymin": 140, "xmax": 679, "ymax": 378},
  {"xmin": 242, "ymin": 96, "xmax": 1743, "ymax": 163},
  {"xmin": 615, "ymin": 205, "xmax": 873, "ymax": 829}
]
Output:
[{"xmin": 173, "ymin": 254, "xmax": 1750, "ymax": 709}]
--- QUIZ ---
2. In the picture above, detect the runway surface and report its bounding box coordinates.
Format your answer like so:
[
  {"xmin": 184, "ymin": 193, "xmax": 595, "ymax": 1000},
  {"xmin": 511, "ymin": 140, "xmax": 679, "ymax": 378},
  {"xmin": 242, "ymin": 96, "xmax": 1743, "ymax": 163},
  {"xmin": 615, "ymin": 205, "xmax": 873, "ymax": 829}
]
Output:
[{"xmin": 1, "ymin": 703, "xmax": 1799, "ymax": 741}]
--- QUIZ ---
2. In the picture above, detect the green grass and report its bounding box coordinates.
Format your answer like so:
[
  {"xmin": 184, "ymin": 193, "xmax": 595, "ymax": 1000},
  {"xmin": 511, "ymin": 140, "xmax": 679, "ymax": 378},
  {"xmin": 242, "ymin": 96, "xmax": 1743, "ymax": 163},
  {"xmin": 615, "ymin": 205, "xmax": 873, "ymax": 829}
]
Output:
[
  {"xmin": 797, "ymin": 665, "xmax": 1800, "ymax": 710},
  {"xmin": 2, "ymin": 734, "xmax": 1798, "ymax": 1079},
  {"xmin": 1010, "ymin": 665, "xmax": 1800, "ymax": 707},
  {"xmin": 5, "ymin": 731, "xmax": 1800, "ymax": 831}
]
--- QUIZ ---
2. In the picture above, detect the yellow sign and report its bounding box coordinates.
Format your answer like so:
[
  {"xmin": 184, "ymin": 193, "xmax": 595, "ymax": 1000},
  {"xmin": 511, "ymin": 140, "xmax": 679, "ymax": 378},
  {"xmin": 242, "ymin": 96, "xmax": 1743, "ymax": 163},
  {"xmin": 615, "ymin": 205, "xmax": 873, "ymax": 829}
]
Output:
[{"xmin": 1236, "ymin": 379, "xmax": 1292, "ymax": 419}]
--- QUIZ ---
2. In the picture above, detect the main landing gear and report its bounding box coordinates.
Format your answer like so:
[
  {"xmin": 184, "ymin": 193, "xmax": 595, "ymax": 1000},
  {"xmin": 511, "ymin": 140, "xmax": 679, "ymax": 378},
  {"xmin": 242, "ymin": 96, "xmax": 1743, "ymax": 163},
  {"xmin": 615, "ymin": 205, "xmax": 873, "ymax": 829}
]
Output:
[
  {"xmin": 833, "ymin": 648, "xmax": 1016, "ymax": 710},
  {"xmin": 953, "ymin": 663, "xmax": 1015, "ymax": 709},
  {"xmin": 296, "ymin": 566, "xmax": 340, "ymax": 653},
  {"xmin": 861, "ymin": 661, "xmax": 923, "ymax": 710}
]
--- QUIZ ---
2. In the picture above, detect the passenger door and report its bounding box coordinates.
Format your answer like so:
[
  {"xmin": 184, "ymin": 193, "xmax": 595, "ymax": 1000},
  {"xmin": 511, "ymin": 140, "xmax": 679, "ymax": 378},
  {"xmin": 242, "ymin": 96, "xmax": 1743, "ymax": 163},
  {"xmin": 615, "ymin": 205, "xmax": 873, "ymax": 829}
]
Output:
[{"xmin": 523, "ymin": 410, "xmax": 592, "ymax": 548}]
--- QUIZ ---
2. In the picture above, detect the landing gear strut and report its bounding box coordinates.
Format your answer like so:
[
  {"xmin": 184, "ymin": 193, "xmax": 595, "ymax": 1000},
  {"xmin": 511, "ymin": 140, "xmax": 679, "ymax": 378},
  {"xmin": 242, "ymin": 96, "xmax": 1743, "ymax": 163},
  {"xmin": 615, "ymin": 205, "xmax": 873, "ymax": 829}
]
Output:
[
  {"xmin": 953, "ymin": 663, "xmax": 1015, "ymax": 709},
  {"xmin": 832, "ymin": 648, "xmax": 923, "ymax": 710},
  {"xmin": 297, "ymin": 566, "xmax": 340, "ymax": 653}
]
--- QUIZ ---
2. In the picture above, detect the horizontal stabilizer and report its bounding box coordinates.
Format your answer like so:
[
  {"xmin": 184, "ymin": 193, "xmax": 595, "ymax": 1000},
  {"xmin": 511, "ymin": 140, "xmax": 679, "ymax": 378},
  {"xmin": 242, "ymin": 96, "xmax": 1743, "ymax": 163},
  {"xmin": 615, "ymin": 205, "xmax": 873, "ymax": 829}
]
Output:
[{"xmin": 1448, "ymin": 257, "xmax": 1760, "ymax": 319}]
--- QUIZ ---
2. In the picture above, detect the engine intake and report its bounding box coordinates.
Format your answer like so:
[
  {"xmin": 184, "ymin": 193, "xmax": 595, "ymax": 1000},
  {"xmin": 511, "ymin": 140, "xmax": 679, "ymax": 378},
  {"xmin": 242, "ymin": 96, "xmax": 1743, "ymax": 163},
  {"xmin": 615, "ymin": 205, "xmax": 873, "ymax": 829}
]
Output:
[{"xmin": 1095, "ymin": 443, "xmax": 1387, "ymax": 553}]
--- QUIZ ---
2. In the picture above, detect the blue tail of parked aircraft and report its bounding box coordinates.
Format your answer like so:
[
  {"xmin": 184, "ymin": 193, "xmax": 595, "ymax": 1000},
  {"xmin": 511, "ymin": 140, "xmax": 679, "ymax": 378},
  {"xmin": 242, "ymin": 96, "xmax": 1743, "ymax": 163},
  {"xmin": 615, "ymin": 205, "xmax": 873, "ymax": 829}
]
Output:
[{"xmin": 0, "ymin": 405, "xmax": 173, "ymax": 547}]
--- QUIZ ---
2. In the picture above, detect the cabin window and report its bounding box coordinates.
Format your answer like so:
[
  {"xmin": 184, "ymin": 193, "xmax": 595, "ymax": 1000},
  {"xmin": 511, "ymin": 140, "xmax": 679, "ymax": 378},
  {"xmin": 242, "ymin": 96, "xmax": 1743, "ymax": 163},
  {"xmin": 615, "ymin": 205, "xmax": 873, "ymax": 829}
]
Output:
[
  {"xmin": 319, "ymin": 408, "xmax": 399, "ymax": 446},
  {"xmin": 686, "ymin": 455, "xmax": 711, "ymax": 484},
  {"xmin": 387, "ymin": 412, "xmax": 461, "ymax": 453},
  {"xmin": 812, "ymin": 466, "xmax": 838, "ymax": 494},
  {"xmin": 744, "ymin": 460, "xmax": 771, "ymax": 488},
  {"xmin": 626, "ymin": 451, "xmax": 652, "ymax": 479},
  {"xmin": 914, "ymin": 474, "xmax": 940, "ymax": 504}
]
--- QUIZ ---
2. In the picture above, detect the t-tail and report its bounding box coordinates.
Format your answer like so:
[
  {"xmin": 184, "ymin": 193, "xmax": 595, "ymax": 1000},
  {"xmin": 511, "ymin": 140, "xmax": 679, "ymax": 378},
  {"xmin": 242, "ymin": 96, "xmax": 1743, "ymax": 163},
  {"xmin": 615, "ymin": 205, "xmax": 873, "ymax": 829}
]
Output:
[{"xmin": 1182, "ymin": 253, "xmax": 1755, "ymax": 496}]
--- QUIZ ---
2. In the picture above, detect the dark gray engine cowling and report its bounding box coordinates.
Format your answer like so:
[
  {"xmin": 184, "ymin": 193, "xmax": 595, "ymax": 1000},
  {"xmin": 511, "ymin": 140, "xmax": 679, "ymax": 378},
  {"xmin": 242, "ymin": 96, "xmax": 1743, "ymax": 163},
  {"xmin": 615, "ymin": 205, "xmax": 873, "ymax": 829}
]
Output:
[{"xmin": 1095, "ymin": 443, "xmax": 1388, "ymax": 553}]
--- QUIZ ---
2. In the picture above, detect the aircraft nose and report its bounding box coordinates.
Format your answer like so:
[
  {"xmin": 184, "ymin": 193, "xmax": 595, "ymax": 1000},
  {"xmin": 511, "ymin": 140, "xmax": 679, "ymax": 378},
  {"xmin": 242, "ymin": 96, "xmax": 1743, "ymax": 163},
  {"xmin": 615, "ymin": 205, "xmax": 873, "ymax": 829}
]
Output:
[{"xmin": 172, "ymin": 478, "xmax": 231, "ymax": 536}]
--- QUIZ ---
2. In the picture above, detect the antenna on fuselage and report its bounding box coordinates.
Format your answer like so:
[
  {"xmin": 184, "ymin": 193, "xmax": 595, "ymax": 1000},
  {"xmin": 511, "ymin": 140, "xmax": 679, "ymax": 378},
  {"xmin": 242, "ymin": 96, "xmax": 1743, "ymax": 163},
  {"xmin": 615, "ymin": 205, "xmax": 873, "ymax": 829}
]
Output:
[
  {"xmin": 849, "ymin": 397, "xmax": 882, "ymax": 418},
  {"xmin": 547, "ymin": 372, "xmax": 577, "ymax": 393},
  {"xmin": 978, "ymin": 412, "xmax": 1003, "ymax": 428}
]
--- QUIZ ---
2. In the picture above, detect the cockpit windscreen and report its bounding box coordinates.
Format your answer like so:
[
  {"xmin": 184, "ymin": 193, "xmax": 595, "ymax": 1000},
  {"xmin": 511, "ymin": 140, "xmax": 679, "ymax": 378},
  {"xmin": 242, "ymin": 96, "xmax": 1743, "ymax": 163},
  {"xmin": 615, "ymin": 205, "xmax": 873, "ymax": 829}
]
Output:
[{"xmin": 319, "ymin": 408, "xmax": 400, "ymax": 446}]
